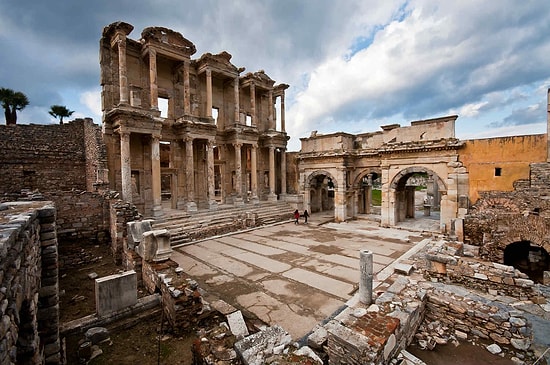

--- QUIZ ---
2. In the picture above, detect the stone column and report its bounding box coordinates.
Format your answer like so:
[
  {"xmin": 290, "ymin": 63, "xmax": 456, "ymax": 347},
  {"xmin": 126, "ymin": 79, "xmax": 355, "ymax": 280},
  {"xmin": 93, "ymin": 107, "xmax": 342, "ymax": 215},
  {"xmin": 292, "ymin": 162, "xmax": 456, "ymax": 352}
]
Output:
[
  {"xmin": 280, "ymin": 148, "xmax": 287, "ymax": 196},
  {"xmin": 117, "ymin": 37, "xmax": 129, "ymax": 105},
  {"xmin": 151, "ymin": 135, "xmax": 163, "ymax": 216},
  {"xmin": 334, "ymin": 168, "xmax": 347, "ymax": 222},
  {"xmin": 184, "ymin": 61, "xmax": 191, "ymax": 115},
  {"xmin": 234, "ymin": 143, "xmax": 244, "ymax": 205},
  {"xmin": 149, "ymin": 49, "xmax": 158, "ymax": 110},
  {"xmin": 250, "ymin": 84, "xmax": 256, "ymax": 126},
  {"xmin": 207, "ymin": 140, "xmax": 218, "ymax": 210},
  {"xmin": 359, "ymin": 249, "xmax": 373, "ymax": 305},
  {"xmin": 120, "ymin": 130, "xmax": 132, "ymax": 203},
  {"xmin": 268, "ymin": 146, "xmax": 277, "ymax": 201},
  {"xmin": 185, "ymin": 137, "xmax": 197, "ymax": 212},
  {"xmin": 234, "ymin": 77, "xmax": 240, "ymax": 123},
  {"xmin": 206, "ymin": 68, "xmax": 212, "ymax": 117},
  {"xmin": 280, "ymin": 93, "xmax": 286, "ymax": 132},
  {"xmin": 366, "ymin": 173, "xmax": 373, "ymax": 214},
  {"xmin": 268, "ymin": 90, "xmax": 274, "ymax": 129},
  {"xmin": 250, "ymin": 144, "xmax": 259, "ymax": 204}
]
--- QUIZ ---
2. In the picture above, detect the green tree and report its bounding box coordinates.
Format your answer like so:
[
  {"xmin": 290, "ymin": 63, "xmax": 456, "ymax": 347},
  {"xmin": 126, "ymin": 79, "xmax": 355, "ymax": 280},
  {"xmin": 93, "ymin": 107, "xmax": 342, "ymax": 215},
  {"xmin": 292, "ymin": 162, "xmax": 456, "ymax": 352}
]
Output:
[
  {"xmin": 49, "ymin": 104, "xmax": 74, "ymax": 124},
  {"xmin": 0, "ymin": 87, "xmax": 29, "ymax": 125}
]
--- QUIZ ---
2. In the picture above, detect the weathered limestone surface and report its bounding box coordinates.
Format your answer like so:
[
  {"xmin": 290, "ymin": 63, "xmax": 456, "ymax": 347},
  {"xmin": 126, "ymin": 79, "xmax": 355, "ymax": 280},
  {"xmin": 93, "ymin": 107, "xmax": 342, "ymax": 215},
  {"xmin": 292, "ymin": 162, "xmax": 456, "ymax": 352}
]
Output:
[{"xmin": 0, "ymin": 202, "xmax": 60, "ymax": 364}]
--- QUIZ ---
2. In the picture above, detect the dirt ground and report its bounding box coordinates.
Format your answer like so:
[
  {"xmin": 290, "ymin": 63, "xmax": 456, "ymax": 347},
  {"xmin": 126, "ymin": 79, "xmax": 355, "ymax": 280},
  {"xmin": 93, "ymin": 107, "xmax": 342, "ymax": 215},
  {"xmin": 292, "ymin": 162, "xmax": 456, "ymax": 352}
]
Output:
[
  {"xmin": 408, "ymin": 341, "xmax": 519, "ymax": 365},
  {"xmin": 59, "ymin": 242, "xmax": 196, "ymax": 365}
]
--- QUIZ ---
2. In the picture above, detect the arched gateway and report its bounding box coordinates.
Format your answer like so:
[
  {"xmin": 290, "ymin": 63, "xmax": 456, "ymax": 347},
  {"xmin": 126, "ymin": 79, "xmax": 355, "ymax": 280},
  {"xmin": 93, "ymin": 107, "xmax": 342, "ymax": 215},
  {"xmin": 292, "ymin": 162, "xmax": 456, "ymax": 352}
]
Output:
[{"xmin": 298, "ymin": 116, "xmax": 469, "ymax": 234}]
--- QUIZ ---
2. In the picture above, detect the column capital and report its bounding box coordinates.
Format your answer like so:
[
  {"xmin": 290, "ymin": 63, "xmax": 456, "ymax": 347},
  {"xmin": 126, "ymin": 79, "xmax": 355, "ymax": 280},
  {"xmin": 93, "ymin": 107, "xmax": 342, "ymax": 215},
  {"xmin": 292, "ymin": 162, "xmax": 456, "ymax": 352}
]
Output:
[{"xmin": 233, "ymin": 142, "xmax": 243, "ymax": 149}]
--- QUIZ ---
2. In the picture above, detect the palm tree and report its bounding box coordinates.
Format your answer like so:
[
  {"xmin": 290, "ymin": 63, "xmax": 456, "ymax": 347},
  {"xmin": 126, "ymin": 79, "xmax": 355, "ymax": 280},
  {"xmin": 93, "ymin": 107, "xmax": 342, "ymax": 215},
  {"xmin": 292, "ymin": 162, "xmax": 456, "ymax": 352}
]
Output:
[
  {"xmin": 0, "ymin": 87, "xmax": 29, "ymax": 125},
  {"xmin": 49, "ymin": 104, "xmax": 74, "ymax": 124}
]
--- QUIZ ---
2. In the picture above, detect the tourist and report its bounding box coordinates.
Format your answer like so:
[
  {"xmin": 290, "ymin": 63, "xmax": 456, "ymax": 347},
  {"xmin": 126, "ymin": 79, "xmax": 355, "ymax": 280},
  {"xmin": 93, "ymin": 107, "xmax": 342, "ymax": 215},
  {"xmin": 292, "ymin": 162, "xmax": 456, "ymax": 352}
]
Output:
[
  {"xmin": 303, "ymin": 209, "xmax": 309, "ymax": 224},
  {"xmin": 294, "ymin": 209, "xmax": 300, "ymax": 224}
]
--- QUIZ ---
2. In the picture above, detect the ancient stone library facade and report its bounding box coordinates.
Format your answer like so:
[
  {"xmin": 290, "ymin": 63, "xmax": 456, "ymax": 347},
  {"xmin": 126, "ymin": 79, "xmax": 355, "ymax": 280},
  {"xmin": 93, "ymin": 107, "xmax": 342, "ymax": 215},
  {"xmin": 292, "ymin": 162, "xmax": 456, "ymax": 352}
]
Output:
[{"xmin": 100, "ymin": 22, "xmax": 289, "ymax": 216}]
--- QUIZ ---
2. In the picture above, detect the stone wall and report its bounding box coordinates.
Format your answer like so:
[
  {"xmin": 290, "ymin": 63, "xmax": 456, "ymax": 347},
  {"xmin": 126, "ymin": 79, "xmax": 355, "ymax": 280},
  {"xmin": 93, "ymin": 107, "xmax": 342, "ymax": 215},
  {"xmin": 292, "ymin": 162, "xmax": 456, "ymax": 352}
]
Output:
[
  {"xmin": 0, "ymin": 201, "xmax": 60, "ymax": 364},
  {"xmin": 0, "ymin": 119, "xmax": 104, "ymax": 195},
  {"xmin": 43, "ymin": 190, "xmax": 111, "ymax": 244},
  {"xmin": 464, "ymin": 162, "xmax": 550, "ymax": 261},
  {"xmin": 109, "ymin": 200, "xmax": 141, "ymax": 265}
]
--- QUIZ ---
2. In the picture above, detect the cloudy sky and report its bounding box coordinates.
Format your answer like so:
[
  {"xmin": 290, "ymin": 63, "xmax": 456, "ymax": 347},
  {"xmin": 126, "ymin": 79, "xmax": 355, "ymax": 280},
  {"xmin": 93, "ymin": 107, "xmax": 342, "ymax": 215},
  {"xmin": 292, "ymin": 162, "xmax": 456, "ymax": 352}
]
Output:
[{"xmin": 1, "ymin": 0, "xmax": 549, "ymax": 151}]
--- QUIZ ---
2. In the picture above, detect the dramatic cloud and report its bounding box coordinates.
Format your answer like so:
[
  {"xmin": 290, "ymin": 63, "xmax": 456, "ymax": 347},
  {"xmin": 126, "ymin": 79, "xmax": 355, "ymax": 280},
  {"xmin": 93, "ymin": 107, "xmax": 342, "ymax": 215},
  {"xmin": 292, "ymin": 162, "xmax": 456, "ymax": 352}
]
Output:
[{"xmin": 1, "ymin": 0, "xmax": 549, "ymax": 150}]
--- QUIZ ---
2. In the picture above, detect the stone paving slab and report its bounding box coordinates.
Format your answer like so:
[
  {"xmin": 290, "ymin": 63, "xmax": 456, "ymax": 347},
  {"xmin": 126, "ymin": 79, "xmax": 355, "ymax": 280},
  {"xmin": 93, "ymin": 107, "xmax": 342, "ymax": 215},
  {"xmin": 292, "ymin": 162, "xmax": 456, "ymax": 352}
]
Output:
[
  {"xmin": 283, "ymin": 268, "xmax": 355, "ymax": 299},
  {"xmin": 171, "ymin": 214, "xmax": 423, "ymax": 340}
]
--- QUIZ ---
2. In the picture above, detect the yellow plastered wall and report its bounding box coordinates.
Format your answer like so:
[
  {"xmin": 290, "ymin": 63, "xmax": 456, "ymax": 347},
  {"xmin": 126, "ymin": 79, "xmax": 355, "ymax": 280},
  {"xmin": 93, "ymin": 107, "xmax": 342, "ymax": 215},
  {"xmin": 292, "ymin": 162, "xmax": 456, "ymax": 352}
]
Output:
[{"xmin": 460, "ymin": 134, "xmax": 547, "ymax": 204}]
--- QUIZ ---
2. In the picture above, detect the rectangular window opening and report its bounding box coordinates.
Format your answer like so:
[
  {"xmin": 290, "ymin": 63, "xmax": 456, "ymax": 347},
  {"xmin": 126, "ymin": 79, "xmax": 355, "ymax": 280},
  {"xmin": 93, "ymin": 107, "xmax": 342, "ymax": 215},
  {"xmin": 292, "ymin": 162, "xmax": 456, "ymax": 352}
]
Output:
[
  {"xmin": 494, "ymin": 167, "xmax": 502, "ymax": 177},
  {"xmin": 212, "ymin": 107, "xmax": 219, "ymax": 124},
  {"xmin": 246, "ymin": 114, "xmax": 252, "ymax": 126},
  {"xmin": 158, "ymin": 97, "xmax": 169, "ymax": 118}
]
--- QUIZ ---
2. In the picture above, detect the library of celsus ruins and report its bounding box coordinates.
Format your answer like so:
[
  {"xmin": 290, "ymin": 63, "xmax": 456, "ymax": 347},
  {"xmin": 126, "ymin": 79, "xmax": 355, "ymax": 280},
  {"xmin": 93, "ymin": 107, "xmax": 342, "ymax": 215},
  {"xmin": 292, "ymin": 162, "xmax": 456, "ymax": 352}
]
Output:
[
  {"xmin": 100, "ymin": 22, "xmax": 289, "ymax": 216},
  {"xmin": 1, "ymin": 20, "xmax": 550, "ymax": 365}
]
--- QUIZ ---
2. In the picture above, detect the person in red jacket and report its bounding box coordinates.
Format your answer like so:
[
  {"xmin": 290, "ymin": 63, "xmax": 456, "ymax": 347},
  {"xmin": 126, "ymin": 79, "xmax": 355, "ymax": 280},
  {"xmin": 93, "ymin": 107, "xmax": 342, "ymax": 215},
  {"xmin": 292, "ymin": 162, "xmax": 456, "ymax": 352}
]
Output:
[{"xmin": 294, "ymin": 209, "xmax": 300, "ymax": 224}]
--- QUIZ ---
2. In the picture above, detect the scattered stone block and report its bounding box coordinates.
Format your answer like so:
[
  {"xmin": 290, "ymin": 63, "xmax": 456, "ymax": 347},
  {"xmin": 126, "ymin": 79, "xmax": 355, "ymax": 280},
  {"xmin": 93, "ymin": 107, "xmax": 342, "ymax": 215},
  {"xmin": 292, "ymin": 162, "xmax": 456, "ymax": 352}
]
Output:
[
  {"xmin": 394, "ymin": 263, "xmax": 414, "ymax": 275},
  {"xmin": 227, "ymin": 310, "xmax": 249, "ymax": 340},
  {"xmin": 210, "ymin": 299, "xmax": 237, "ymax": 315},
  {"xmin": 234, "ymin": 325, "xmax": 292, "ymax": 365},
  {"xmin": 85, "ymin": 327, "xmax": 110, "ymax": 345},
  {"xmin": 307, "ymin": 325, "xmax": 327, "ymax": 350},
  {"xmin": 294, "ymin": 346, "xmax": 323, "ymax": 364},
  {"xmin": 486, "ymin": 343, "xmax": 502, "ymax": 354},
  {"xmin": 95, "ymin": 270, "xmax": 137, "ymax": 316}
]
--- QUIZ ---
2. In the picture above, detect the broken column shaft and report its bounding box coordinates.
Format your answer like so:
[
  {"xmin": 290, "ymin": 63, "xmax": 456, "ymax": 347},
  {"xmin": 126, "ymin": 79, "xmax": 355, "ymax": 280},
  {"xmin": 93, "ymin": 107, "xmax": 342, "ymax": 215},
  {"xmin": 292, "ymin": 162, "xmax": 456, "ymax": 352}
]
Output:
[{"xmin": 359, "ymin": 249, "xmax": 373, "ymax": 305}]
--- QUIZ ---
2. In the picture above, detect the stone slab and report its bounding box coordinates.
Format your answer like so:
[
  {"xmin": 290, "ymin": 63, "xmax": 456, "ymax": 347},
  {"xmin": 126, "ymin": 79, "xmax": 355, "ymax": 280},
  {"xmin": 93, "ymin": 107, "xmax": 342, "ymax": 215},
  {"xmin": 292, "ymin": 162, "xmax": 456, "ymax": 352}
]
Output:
[
  {"xmin": 95, "ymin": 270, "xmax": 137, "ymax": 317},
  {"xmin": 283, "ymin": 268, "xmax": 354, "ymax": 299}
]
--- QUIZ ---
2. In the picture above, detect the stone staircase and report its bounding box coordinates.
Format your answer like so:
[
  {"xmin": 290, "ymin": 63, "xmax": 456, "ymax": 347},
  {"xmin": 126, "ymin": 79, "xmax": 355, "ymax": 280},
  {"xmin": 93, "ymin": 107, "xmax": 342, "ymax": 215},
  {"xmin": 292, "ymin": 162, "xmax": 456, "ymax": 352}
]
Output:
[{"xmin": 151, "ymin": 201, "xmax": 294, "ymax": 246}]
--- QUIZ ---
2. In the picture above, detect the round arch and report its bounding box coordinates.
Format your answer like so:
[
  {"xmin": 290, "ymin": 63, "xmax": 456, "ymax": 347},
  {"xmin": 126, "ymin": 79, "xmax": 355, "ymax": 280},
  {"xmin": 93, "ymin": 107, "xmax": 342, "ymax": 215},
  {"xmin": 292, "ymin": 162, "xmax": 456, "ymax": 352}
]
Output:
[
  {"xmin": 352, "ymin": 169, "xmax": 382, "ymax": 215},
  {"xmin": 387, "ymin": 166, "xmax": 447, "ymax": 226},
  {"xmin": 305, "ymin": 170, "xmax": 338, "ymax": 214}
]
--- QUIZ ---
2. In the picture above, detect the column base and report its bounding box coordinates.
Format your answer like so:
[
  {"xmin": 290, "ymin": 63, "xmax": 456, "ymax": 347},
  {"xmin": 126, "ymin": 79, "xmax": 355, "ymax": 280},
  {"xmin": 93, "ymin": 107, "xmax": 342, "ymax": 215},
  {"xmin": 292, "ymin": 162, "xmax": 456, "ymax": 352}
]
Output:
[
  {"xmin": 152, "ymin": 204, "xmax": 164, "ymax": 217},
  {"xmin": 176, "ymin": 198, "xmax": 187, "ymax": 210},
  {"xmin": 208, "ymin": 200, "xmax": 218, "ymax": 210},
  {"xmin": 233, "ymin": 197, "xmax": 245, "ymax": 206},
  {"xmin": 250, "ymin": 195, "xmax": 260, "ymax": 205},
  {"xmin": 186, "ymin": 201, "xmax": 198, "ymax": 213},
  {"xmin": 268, "ymin": 193, "xmax": 278, "ymax": 202}
]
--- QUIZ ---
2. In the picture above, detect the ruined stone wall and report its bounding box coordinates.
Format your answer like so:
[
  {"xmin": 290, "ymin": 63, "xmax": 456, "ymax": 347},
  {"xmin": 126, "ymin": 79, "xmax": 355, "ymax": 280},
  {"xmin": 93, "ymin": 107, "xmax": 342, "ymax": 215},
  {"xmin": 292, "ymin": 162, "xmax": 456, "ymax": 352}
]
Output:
[
  {"xmin": 110, "ymin": 200, "xmax": 141, "ymax": 265},
  {"xmin": 460, "ymin": 134, "xmax": 546, "ymax": 204},
  {"xmin": 0, "ymin": 202, "xmax": 60, "ymax": 364},
  {"xmin": 285, "ymin": 152, "xmax": 300, "ymax": 194},
  {"xmin": 0, "ymin": 119, "xmax": 102, "ymax": 195},
  {"xmin": 464, "ymin": 162, "xmax": 550, "ymax": 261},
  {"xmin": 43, "ymin": 190, "xmax": 111, "ymax": 244}
]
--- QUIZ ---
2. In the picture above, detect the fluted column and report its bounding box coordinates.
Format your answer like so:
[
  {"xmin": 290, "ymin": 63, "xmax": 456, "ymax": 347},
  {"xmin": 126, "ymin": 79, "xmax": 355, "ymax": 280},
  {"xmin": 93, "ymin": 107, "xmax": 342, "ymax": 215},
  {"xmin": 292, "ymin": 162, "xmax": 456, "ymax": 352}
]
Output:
[
  {"xmin": 117, "ymin": 37, "xmax": 129, "ymax": 105},
  {"xmin": 184, "ymin": 61, "xmax": 191, "ymax": 115},
  {"xmin": 120, "ymin": 130, "xmax": 132, "ymax": 203},
  {"xmin": 234, "ymin": 77, "xmax": 240, "ymax": 123},
  {"xmin": 251, "ymin": 144, "xmax": 259, "ymax": 204},
  {"xmin": 280, "ymin": 148, "xmax": 287, "ymax": 195},
  {"xmin": 268, "ymin": 146, "xmax": 277, "ymax": 201},
  {"xmin": 250, "ymin": 84, "xmax": 256, "ymax": 126},
  {"xmin": 268, "ymin": 90, "xmax": 274, "ymax": 129},
  {"xmin": 149, "ymin": 49, "xmax": 158, "ymax": 109},
  {"xmin": 185, "ymin": 137, "xmax": 197, "ymax": 212},
  {"xmin": 280, "ymin": 94, "xmax": 286, "ymax": 132},
  {"xmin": 151, "ymin": 135, "xmax": 163, "ymax": 216},
  {"xmin": 206, "ymin": 68, "xmax": 212, "ymax": 117},
  {"xmin": 233, "ymin": 143, "xmax": 243, "ymax": 197},
  {"xmin": 207, "ymin": 140, "xmax": 218, "ymax": 210}
]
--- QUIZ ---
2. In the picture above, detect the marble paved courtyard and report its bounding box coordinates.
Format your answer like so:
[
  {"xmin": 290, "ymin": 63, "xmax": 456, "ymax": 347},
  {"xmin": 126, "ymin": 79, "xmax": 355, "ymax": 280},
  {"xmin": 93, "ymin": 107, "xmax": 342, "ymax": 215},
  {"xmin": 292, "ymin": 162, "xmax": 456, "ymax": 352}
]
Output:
[{"xmin": 170, "ymin": 213, "xmax": 434, "ymax": 340}]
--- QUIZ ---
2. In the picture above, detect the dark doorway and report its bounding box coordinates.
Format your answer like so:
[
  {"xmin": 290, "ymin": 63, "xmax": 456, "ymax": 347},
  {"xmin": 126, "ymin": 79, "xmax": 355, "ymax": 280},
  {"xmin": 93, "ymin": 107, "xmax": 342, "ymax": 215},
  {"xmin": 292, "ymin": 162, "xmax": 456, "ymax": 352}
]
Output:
[{"xmin": 503, "ymin": 241, "xmax": 550, "ymax": 283}]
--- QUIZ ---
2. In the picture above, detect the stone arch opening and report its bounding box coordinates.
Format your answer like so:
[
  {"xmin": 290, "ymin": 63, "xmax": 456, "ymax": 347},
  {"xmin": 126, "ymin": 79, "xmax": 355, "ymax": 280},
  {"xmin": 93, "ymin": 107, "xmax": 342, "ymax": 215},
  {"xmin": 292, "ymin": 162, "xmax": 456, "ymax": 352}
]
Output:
[
  {"xmin": 354, "ymin": 171, "xmax": 381, "ymax": 215},
  {"xmin": 389, "ymin": 167, "xmax": 446, "ymax": 225},
  {"xmin": 503, "ymin": 240, "xmax": 550, "ymax": 283},
  {"xmin": 306, "ymin": 171, "xmax": 337, "ymax": 214}
]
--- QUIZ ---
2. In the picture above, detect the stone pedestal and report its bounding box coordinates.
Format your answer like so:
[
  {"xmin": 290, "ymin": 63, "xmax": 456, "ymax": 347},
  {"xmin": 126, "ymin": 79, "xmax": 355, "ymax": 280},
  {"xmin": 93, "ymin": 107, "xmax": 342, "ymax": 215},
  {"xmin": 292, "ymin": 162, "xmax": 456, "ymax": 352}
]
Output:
[
  {"xmin": 186, "ymin": 201, "xmax": 198, "ymax": 212},
  {"xmin": 423, "ymin": 204, "xmax": 431, "ymax": 216},
  {"xmin": 137, "ymin": 229, "xmax": 172, "ymax": 262}
]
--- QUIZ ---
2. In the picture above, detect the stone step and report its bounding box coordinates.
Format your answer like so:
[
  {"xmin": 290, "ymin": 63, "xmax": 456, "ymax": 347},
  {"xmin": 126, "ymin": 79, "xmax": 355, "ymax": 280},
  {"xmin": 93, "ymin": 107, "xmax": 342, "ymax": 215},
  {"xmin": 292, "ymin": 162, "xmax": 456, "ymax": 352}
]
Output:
[{"xmin": 152, "ymin": 201, "xmax": 294, "ymax": 246}]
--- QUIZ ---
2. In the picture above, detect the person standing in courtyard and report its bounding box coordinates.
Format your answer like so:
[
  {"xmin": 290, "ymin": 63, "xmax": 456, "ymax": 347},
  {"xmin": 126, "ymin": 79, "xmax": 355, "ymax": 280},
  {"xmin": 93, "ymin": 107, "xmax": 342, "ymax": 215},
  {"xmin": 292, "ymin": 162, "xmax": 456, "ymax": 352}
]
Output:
[
  {"xmin": 294, "ymin": 209, "xmax": 300, "ymax": 224},
  {"xmin": 303, "ymin": 209, "xmax": 309, "ymax": 224}
]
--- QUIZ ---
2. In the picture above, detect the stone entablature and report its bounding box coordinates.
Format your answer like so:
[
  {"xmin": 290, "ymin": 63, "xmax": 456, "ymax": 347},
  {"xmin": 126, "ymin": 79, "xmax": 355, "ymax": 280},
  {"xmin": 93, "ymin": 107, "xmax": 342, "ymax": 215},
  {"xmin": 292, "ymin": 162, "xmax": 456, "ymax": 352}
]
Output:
[{"xmin": 101, "ymin": 22, "xmax": 290, "ymax": 216}]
